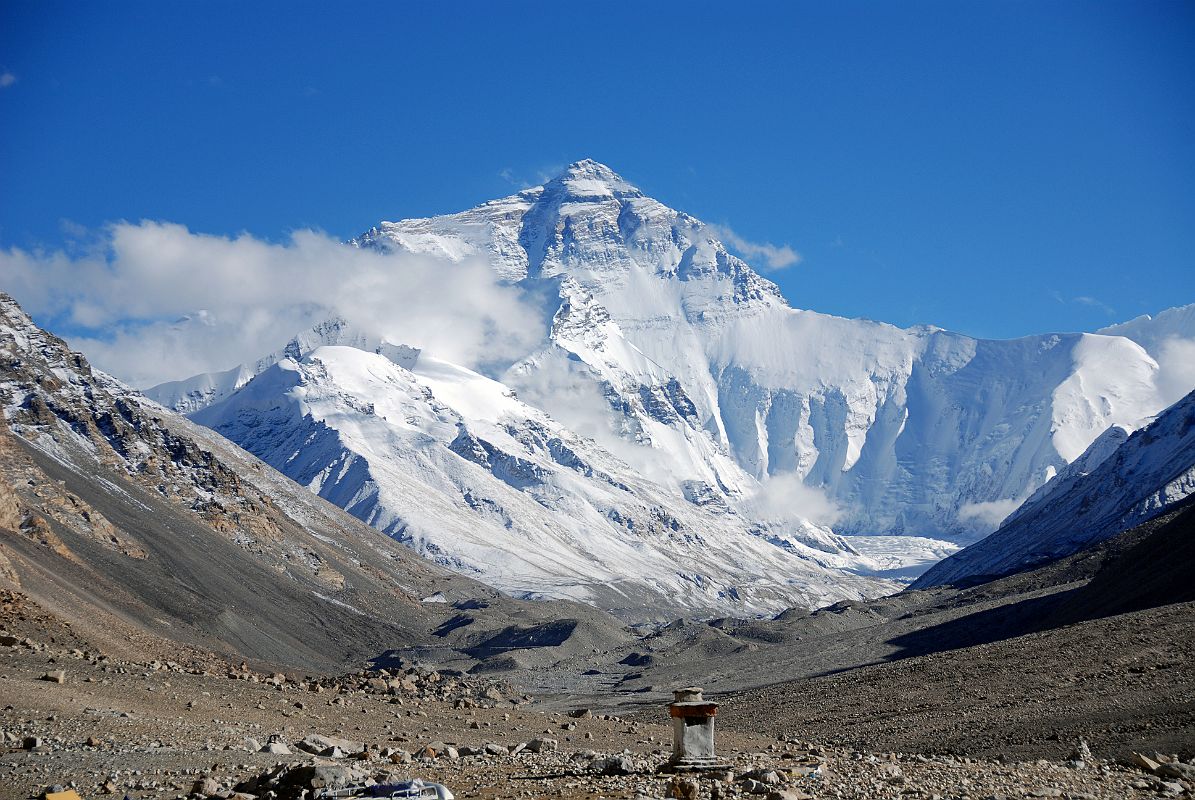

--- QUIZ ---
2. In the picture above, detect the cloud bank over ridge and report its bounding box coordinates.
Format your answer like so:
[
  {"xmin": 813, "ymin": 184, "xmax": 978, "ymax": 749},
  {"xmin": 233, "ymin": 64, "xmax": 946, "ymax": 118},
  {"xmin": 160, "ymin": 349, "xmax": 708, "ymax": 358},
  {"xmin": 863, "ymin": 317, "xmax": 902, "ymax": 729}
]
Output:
[{"xmin": 1, "ymin": 221, "xmax": 547, "ymax": 387}]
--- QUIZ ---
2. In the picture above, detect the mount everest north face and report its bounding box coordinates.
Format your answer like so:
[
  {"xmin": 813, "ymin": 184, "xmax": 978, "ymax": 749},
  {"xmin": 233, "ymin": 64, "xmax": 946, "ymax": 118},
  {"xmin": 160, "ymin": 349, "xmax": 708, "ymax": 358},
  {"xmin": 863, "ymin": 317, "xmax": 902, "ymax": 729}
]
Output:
[{"xmin": 144, "ymin": 160, "xmax": 1195, "ymax": 619}]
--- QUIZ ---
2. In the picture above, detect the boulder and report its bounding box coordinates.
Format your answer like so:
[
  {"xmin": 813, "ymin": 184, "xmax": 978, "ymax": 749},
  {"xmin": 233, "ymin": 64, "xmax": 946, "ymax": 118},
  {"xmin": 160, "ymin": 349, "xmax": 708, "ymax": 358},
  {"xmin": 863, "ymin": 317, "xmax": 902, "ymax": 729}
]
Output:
[
  {"xmin": 192, "ymin": 777, "xmax": 220, "ymax": 796},
  {"xmin": 1132, "ymin": 752, "xmax": 1163, "ymax": 773},
  {"xmin": 296, "ymin": 733, "xmax": 362, "ymax": 757},
  {"xmin": 272, "ymin": 765, "xmax": 367, "ymax": 800},
  {"xmin": 591, "ymin": 754, "xmax": 635, "ymax": 775},
  {"xmin": 526, "ymin": 737, "xmax": 558, "ymax": 753}
]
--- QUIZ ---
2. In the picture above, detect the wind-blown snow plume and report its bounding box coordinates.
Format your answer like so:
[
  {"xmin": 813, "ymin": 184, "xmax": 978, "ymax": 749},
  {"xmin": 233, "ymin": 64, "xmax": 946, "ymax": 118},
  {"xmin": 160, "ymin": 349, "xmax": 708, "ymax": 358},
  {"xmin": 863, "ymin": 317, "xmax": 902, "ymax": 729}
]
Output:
[{"xmin": 1, "ymin": 222, "xmax": 546, "ymax": 387}]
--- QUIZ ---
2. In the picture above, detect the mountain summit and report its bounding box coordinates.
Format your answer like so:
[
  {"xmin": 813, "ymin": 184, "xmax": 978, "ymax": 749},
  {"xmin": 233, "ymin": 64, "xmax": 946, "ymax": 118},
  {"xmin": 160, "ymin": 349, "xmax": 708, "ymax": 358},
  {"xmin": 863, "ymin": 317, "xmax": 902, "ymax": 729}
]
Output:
[
  {"xmin": 545, "ymin": 159, "xmax": 644, "ymax": 198},
  {"xmin": 348, "ymin": 161, "xmax": 1185, "ymax": 536}
]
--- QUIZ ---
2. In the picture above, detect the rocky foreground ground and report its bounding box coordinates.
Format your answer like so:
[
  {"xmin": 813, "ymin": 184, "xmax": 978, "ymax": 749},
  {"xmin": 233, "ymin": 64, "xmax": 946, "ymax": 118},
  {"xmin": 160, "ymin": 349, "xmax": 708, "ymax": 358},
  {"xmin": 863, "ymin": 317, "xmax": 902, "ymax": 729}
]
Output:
[{"xmin": 2, "ymin": 627, "xmax": 1191, "ymax": 800}]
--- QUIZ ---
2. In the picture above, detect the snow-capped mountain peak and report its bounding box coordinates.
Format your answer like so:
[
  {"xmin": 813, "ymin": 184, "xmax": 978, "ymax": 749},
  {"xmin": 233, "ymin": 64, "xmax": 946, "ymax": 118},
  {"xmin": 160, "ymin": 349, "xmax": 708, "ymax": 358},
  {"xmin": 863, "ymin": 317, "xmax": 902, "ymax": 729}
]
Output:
[
  {"xmin": 147, "ymin": 161, "xmax": 1195, "ymax": 617},
  {"xmin": 544, "ymin": 158, "xmax": 644, "ymax": 200}
]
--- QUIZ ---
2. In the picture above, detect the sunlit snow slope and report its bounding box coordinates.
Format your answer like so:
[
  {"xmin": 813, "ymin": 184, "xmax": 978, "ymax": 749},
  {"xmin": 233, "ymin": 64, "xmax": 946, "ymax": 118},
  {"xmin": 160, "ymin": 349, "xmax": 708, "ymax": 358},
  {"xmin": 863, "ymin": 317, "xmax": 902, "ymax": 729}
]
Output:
[{"xmin": 193, "ymin": 345, "xmax": 895, "ymax": 619}]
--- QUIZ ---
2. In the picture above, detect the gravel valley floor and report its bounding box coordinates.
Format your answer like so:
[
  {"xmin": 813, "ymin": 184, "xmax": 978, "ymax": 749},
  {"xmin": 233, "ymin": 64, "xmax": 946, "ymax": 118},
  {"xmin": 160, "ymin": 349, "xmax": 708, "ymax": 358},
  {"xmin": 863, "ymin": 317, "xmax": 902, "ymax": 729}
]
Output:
[{"xmin": 2, "ymin": 592, "xmax": 1193, "ymax": 800}]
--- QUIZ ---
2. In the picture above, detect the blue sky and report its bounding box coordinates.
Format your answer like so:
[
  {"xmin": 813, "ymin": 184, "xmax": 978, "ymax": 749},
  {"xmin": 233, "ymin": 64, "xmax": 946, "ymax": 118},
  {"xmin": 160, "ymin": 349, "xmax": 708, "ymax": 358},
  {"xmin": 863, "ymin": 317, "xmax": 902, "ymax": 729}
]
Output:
[{"xmin": 1, "ymin": 0, "xmax": 1192, "ymax": 340}]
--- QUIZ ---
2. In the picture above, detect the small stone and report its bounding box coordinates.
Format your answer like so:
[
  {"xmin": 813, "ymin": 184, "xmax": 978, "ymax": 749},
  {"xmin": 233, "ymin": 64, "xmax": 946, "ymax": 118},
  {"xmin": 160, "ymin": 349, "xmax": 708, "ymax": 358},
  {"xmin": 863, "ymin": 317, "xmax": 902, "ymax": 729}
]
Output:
[
  {"xmin": 41, "ymin": 671, "xmax": 65, "ymax": 684},
  {"xmin": 741, "ymin": 769, "xmax": 782, "ymax": 785},
  {"xmin": 592, "ymin": 754, "xmax": 634, "ymax": 775}
]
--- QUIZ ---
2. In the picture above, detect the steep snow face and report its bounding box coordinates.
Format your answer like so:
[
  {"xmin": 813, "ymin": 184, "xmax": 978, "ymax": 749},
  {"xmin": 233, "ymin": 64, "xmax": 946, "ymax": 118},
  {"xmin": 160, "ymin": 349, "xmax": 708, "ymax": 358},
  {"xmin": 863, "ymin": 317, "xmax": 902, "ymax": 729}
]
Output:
[
  {"xmin": 353, "ymin": 160, "xmax": 1186, "ymax": 540},
  {"xmin": 915, "ymin": 388, "xmax": 1195, "ymax": 588},
  {"xmin": 193, "ymin": 345, "xmax": 897, "ymax": 620}
]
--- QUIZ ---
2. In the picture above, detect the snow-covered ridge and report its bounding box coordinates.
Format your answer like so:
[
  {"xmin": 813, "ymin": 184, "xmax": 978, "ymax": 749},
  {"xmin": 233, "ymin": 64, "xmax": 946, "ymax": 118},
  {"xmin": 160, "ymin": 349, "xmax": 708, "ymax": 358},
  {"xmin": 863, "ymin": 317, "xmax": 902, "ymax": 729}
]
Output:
[
  {"xmin": 144, "ymin": 317, "xmax": 418, "ymax": 413},
  {"xmin": 914, "ymin": 387, "xmax": 1195, "ymax": 587},
  {"xmin": 193, "ymin": 343, "xmax": 898, "ymax": 619}
]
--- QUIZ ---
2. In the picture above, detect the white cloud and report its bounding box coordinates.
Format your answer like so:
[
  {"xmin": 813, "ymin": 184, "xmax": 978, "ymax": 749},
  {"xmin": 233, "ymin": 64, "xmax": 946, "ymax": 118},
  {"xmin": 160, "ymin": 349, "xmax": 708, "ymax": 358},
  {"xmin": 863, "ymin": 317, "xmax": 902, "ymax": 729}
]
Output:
[
  {"xmin": 1, "ymin": 222, "xmax": 547, "ymax": 388},
  {"xmin": 0, "ymin": 71, "xmax": 15, "ymax": 89},
  {"xmin": 745, "ymin": 471, "xmax": 842, "ymax": 527},
  {"xmin": 1051, "ymin": 291, "xmax": 1117, "ymax": 317},
  {"xmin": 957, "ymin": 497, "xmax": 1023, "ymax": 530},
  {"xmin": 708, "ymin": 224, "xmax": 801, "ymax": 271},
  {"xmin": 1073, "ymin": 295, "xmax": 1116, "ymax": 315},
  {"xmin": 1155, "ymin": 336, "xmax": 1195, "ymax": 407}
]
